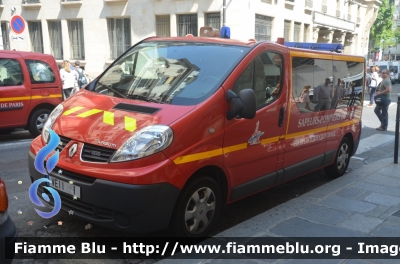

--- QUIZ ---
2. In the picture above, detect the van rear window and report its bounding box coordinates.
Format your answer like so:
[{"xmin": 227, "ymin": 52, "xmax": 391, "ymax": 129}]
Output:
[{"xmin": 93, "ymin": 41, "xmax": 250, "ymax": 105}]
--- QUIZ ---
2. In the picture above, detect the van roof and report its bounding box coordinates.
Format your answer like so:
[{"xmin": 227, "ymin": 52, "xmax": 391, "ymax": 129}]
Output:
[
  {"xmin": 143, "ymin": 37, "xmax": 363, "ymax": 58},
  {"xmin": 0, "ymin": 50, "xmax": 56, "ymax": 60},
  {"xmin": 144, "ymin": 36, "xmax": 260, "ymax": 47}
]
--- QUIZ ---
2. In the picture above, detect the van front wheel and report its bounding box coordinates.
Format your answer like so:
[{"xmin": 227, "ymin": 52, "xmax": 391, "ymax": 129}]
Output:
[
  {"xmin": 170, "ymin": 176, "xmax": 221, "ymax": 237},
  {"xmin": 325, "ymin": 137, "xmax": 351, "ymax": 178},
  {"xmin": 28, "ymin": 109, "xmax": 51, "ymax": 137}
]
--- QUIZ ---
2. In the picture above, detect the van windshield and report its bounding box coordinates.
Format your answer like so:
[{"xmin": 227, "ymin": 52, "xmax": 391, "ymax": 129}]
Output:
[{"xmin": 93, "ymin": 41, "xmax": 250, "ymax": 105}]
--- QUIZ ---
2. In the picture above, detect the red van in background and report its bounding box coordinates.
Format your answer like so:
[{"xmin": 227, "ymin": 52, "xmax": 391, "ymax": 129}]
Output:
[{"xmin": 0, "ymin": 51, "xmax": 63, "ymax": 137}]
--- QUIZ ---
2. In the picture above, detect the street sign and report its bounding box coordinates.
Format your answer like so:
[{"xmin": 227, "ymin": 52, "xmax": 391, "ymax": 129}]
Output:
[{"xmin": 10, "ymin": 15, "xmax": 26, "ymax": 34}]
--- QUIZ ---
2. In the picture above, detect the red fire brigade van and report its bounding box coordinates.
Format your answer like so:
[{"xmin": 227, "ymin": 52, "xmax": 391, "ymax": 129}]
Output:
[
  {"xmin": 29, "ymin": 36, "xmax": 364, "ymax": 237},
  {"xmin": 0, "ymin": 51, "xmax": 63, "ymax": 137}
]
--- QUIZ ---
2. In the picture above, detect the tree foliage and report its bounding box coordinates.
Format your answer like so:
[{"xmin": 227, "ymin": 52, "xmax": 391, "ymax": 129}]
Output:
[
  {"xmin": 369, "ymin": 0, "xmax": 395, "ymax": 48},
  {"xmin": 394, "ymin": 27, "xmax": 400, "ymax": 44}
]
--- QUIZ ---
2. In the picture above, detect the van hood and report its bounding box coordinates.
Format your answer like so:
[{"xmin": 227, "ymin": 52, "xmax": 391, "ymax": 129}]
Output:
[{"xmin": 53, "ymin": 90, "xmax": 196, "ymax": 149}]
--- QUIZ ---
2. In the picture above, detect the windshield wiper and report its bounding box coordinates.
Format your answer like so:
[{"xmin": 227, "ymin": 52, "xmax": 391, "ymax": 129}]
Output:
[
  {"xmin": 96, "ymin": 81, "xmax": 127, "ymax": 99},
  {"xmin": 127, "ymin": 94, "xmax": 162, "ymax": 104}
]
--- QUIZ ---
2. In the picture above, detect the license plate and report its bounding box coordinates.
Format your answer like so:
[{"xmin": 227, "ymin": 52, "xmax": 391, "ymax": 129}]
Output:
[{"xmin": 49, "ymin": 176, "xmax": 81, "ymax": 199}]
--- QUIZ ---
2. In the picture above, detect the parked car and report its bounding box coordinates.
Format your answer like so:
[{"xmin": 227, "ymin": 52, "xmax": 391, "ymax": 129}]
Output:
[
  {"xmin": 0, "ymin": 51, "xmax": 63, "ymax": 137},
  {"xmin": 0, "ymin": 177, "xmax": 18, "ymax": 263}
]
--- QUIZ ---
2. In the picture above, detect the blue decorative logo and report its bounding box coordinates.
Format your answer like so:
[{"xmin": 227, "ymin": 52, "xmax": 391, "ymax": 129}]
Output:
[{"xmin": 29, "ymin": 128, "xmax": 62, "ymax": 219}]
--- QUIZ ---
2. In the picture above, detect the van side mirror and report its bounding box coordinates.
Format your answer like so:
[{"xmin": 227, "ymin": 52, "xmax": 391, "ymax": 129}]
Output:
[{"xmin": 226, "ymin": 89, "xmax": 256, "ymax": 120}]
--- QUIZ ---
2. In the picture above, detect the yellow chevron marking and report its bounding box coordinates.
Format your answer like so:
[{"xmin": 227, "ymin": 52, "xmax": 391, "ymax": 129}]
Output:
[
  {"xmin": 31, "ymin": 94, "xmax": 63, "ymax": 99},
  {"xmin": 223, "ymin": 143, "xmax": 247, "ymax": 154},
  {"xmin": 124, "ymin": 116, "xmax": 137, "ymax": 132},
  {"xmin": 174, "ymin": 149, "xmax": 223, "ymax": 165},
  {"xmin": 77, "ymin": 109, "xmax": 103, "ymax": 118},
  {"xmin": 173, "ymin": 119, "xmax": 361, "ymax": 165},
  {"xmin": 63, "ymin": 106, "xmax": 85, "ymax": 116},
  {"xmin": 0, "ymin": 94, "xmax": 63, "ymax": 102},
  {"xmin": 103, "ymin": 111, "xmax": 114, "ymax": 125},
  {"xmin": 261, "ymin": 136, "xmax": 280, "ymax": 145}
]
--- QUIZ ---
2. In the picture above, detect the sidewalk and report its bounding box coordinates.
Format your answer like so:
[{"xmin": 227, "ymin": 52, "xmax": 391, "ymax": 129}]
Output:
[{"xmin": 160, "ymin": 157, "xmax": 400, "ymax": 263}]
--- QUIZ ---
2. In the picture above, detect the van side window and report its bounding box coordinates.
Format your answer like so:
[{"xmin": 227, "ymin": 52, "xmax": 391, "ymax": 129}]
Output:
[
  {"xmin": 0, "ymin": 59, "xmax": 24, "ymax": 86},
  {"xmin": 233, "ymin": 52, "xmax": 283, "ymax": 109},
  {"xmin": 25, "ymin": 60, "xmax": 56, "ymax": 84},
  {"xmin": 293, "ymin": 57, "xmax": 363, "ymax": 112},
  {"xmin": 333, "ymin": 60, "xmax": 363, "ymax": 108},
  {"xmin": 292, "ymin": 57, "xmax": 333, "ymax": 112}
]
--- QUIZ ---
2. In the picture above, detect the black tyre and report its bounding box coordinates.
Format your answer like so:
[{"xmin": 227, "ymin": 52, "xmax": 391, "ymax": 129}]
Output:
[
  {"xmin": 170, "ymin": 176, "xmax": 221, "ymax": 237},
  {"xmin": 0, "ymin": 128, "xmax": 15, "ymax": 135},
  {"xmin": 325, "ymin": 137, "xmax": 352, "ymax": 178},
  {"xmin": 28, "ymin": 109, "xmax": 51, "ymax": 137}
]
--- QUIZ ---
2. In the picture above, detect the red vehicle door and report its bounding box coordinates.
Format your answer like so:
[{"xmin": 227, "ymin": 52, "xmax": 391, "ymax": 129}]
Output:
[
  {"xmin": 23, "ymin": 54, "xmax": 63, "ymax": 102},
  {"xmin": 0, "ymin": 53, "xmax": 31, "ymax": 128},
  {"xmin": 283, "ymin": 52, "xmax": 333, "ymax": 180},
  {"xmin": 222, "ymin": 45, "xmax": 289, "ymax": 201}
]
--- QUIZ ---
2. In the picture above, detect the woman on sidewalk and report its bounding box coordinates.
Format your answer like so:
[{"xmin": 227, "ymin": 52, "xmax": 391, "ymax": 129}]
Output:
[{"xmin": 60, "ymin": 60, "xmax": 78, "ymax": 99}]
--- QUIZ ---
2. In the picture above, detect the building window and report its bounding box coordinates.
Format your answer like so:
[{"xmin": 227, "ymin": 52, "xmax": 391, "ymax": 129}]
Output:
[
  {"xmin": 28, "ymin": 21, "xmax": 44, "ymax": 53},
  {"xmin": 156, "ymin": 15, "xmax": 170, "ymax": 37},
  {"xmin": 107, "ymin": 18, "xmax": 131, "ymax": 60},
  {"xmin": 177, "ymin": 14, "xmax": 198, "ymax": 37},
  {"xmin": 294, "ymin": 22, "xmax": 301, "ymax": 42},
  {"xmin": 303, "ymin": 24, "xmax": 309, "ymax": 42},
  {"xmin": 69, "ymin": 20, "xmax": 85, "ymax": 60},
  {"xmin": 255, "ymin": 14, "xmax": 272, "ymax": 42},
  {"xmin": 48, "ymin": 21, "xmax": 63, "ymax": 60},
  {"xmin": 284, "ymin": 20, "xmax": 291, "ymax": 40},
  {"xmin": 1, "ymin": 22, "xmax": 10, "ymax": 50},
  {"xmin": 205, "ymin": 13, "xmax": 221, "ymax": 30}
]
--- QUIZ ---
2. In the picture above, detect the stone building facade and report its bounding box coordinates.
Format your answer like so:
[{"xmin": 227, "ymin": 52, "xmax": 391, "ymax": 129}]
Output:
[{"xmin": 0, "ymin": 0, "xmax": 381, "ymax": 77}]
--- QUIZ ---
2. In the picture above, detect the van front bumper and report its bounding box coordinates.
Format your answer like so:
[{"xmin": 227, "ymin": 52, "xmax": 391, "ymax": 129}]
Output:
[
  {"xmin": 28, "ymin": 151, "xmax": 180, "ymax": 233},
  {"xmin": 1, "ymin": 212, "xmax": 18, "ymax": 264}
]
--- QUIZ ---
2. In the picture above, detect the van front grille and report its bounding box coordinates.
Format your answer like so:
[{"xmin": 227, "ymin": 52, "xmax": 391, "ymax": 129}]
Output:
[
  {"xmin": 55, "ymin": 135, "xmax": 71, "ymax": 153},
  {"xmin": 81, "ymin": 143, "xmax": 115, "ymax": 163}
]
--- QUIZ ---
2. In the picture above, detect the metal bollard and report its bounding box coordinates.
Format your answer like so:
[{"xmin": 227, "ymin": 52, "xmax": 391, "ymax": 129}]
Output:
[{"xmin": 395, "ymin": 93, "xmax": 400, "ymax": 164}]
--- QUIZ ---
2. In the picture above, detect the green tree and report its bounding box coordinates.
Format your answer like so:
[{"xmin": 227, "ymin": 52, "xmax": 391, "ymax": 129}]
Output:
[
  {"xmin": 369, "ymin": 0, "xmax": 395, "ymax": 50},
  {"xmin": 394, "ymin": 26, "xmax": 400, "ymax": 45}
]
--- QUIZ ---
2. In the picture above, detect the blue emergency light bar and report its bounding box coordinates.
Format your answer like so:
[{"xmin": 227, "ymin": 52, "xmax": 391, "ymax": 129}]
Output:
[{"xmin": 284, "ymin": 42, "xmax": 344, "ymax": 53}]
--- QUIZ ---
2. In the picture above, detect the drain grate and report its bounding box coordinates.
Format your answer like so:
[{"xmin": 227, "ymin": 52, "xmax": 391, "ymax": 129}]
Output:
[{"xmin": 392, "ymin": 210, "xmax": 400, "ymax": 217}]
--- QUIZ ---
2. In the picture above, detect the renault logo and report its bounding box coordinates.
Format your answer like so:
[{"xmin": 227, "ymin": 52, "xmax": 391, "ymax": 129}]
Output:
[{"xmin": 69, "ymin": 143, "xmax": 78, "ymax": 158}]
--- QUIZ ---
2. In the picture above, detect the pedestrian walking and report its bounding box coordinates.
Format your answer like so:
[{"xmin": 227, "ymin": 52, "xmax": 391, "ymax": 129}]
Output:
[
  {"xmin": 60, "ymin": 60, "xmax": 79, "ymax": 99},
  {"xmin": 74, "ymin": 61, "xmax": 89, "ymax": 89},
  {"xmin": 368, "ymin": 66, "xmax": 380, "ymax": 107},
  {"xmin": 313, "ymin": 78, "xmax": 333, "ymax": 111},
  {"xmin": 365, "ymin": 67, "xmax": 371, "ymax": 94},
  {"xmin": 374, "ymin": 69, "xmax": 392, "ymax": 131}
]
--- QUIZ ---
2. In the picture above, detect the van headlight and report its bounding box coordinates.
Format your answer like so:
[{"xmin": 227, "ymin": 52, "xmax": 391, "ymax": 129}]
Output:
[
  {"xmin": 42, "ymin": 104, "xmax": 64, "ymax": 143},
  {"xmin": 111, "ymin": 125, "xmax": 173, "ymax": 162}
]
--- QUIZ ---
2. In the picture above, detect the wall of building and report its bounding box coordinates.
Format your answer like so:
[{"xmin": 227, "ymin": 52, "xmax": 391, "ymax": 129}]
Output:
[{"xmin": 0, "ymin": 0, "xmax": 380, "ymax": 78}]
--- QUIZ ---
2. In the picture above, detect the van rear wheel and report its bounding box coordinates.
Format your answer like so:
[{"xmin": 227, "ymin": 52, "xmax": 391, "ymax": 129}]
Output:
[
  {"xmin": 28, "ymin": 109, "xmax": 51, "ymax": 137},
  {"xmin": 170, "ymin": 175, "xmax": 221, "ymax": 237},
  {"xmin": 325, "ymin": 137, "xmax": 351, "ymax": 178}
]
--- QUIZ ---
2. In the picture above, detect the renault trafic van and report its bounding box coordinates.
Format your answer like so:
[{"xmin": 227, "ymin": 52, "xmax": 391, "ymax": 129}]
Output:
[{"xmin": 29, "ymin": 36, "xmax": 364, "ymax": 237}]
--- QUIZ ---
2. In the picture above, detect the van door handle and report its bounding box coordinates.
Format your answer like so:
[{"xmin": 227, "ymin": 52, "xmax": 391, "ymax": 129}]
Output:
[{"xmin": 278, "ymin": 107, "xmax": 285, "ymax": 127}]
